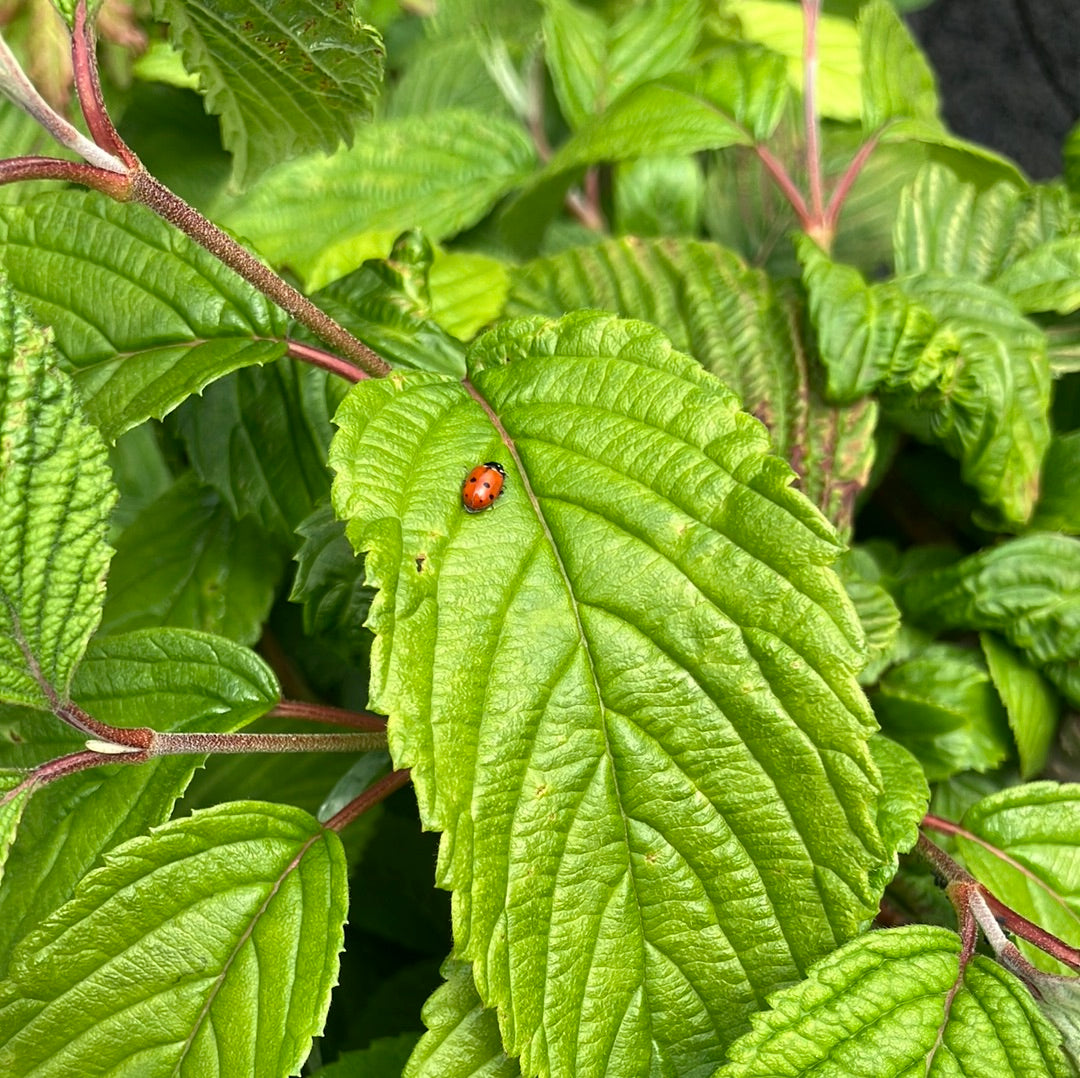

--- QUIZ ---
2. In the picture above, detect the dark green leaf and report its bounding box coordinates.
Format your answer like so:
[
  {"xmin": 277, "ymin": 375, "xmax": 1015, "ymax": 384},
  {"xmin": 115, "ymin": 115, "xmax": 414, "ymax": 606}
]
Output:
[
  {"xmin": 151, "ymin": 0, "xmax": 384, "ymax": 187},
  {"xmin": 0, "ymin": 191, "xmax": 288, "ymax": 440},
  {"xmin": 980, "ymin": 633, "xmax": 1058, "ymax": 779},
  {"xmin": 0, "ymin": 276, "xmax": 114, "ymax": 708},
  {"xmin": 291, "ymin": 502, "xmax": 374, "ymax": 649},
  {"xmin": 899, "ymin": 533, "xmax": 1080, "ymax": 708},
  {"xmin": 101, "ymin": 473, "xmax": 284, "ymax": 646},
  {"xmin": 218, "ymin": 110, "xmax": 536, "ymax": 289},
  {"xmin": 958, "ymin": 783, "xmax": 1080, "ymax": 975},
  {"xmin": 0, "ymin": 629, "xmax": 278, "ymax": 976},
  {"xmin": 0, "ymin": 801, "xmax": 347, "ymax": 1076},
  {"xmin": 613, "ymin": 155, "xmax": 705, "ymax": 237},
  {"xmin": 331, "ymin": 310, "xmax": 888, "ymax": 1074},
  {"xmin": 836, "ymin": 548, "xmax": 902, "ymax": 684},
  {"xmin": 405, "ymin": 961, "xmax": 520, "ymax": 1078},
  {"xmin": 316, "ymin": 1034, "xmax": 421, "ymax": 1077},
  {"xmin": 715, "ymin": 925, "xmax": 1072, "ymax": 1077},
  {"xmin": 1031, "ymin": 432, "xmax": 1080, "ymax": 533},
  {"xmin": 173, "ymin": 358, "xmax": 340, "ymax": 543}
]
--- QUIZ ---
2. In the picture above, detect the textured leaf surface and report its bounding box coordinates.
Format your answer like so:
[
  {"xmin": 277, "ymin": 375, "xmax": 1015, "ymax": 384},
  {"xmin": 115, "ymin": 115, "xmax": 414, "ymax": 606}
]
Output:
[
  {"xmin": 152, "ymin": 0, "xmax": 384, "ymax": 187},
  {"xmin": 331, "ymin": 311, "xmax": 887, "ymax": 1077},
  {"xmin": 868, "ymin": 735, "xmax": 928, "ymax": 867},
  {"xmin": 173, "ymin": 358, "xmax": 340, "ymax": 543},
  {"xmin": 800, "ymin": 239, "xmax": 1052, "ymax": 527},
  {"xmin": 0, "ymin": 191, "xmax": 287, "ymax": 440},
  {"xmin": 715, "ymin": 925, "xmax": 1072, "ymax": 1077},
  {"xmin": 0, "ymin": 774, "xmax": 28, "ymax": 890},
  {"xmin": 996, "ymin": 239, "xmax": 1080, "ymax": 316},
  {"xmin": 405, "ymin": 961, "xmax": 520, "ymax": 1078},
  {"xmin": 893, "ymin": 164, "xmax": 1065, "ymax": 282},
  {"xmin": 0, "ymin": 629, "xmax": 278, "ymax": 976},
  {"xmin": 980, "ymin": 633, "xmax": 1057, "ymax": 779},
  {"xmin": 899, "ymin": 534, "xmax": 1080, "ymax": 708},
  {"xmin": 0, "ymin": 801, "xmax": 346, "ymax": 1077},
  {"xmin": 958, "ymin": 783, "xmax": 1080, "ymax": 975},
  {"xmin": 507, "ymin": 237, "xmax": 878, "ymax": 535},
  {"xmin": 858, "ymin": 0, "xmax": 940, "ymax": 133},
  {"xmin": 836, "ymin": 548, "xmax": 902, "ymax": 685},
  {"xmin": 218, "ymin": 110, "xmax": 536, "ymax": 289},
  {"xmin": 870, "ymin": 643, "xmax": 1011, "ymax": 782},
  {"xmin": 0, "ymin": 276, "xmax": 114, "ymax": 708},
  {"xmin": 428, "ymin": 250, "xmax": 510, "ymax": 343},
  {"xmin": 101, "ymin": 474, "xmax": 284, "ymax": 646}
]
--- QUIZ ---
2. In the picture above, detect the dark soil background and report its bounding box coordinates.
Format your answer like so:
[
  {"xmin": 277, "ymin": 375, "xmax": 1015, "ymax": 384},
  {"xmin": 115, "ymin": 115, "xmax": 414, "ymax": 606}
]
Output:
[{"xmin": 906, "ymin": 0, "xmax": 1080, "ymax": 179}]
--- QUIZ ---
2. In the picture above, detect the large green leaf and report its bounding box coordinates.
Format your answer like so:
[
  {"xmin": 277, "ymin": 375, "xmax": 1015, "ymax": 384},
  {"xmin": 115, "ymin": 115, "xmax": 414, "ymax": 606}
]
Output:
[
  {"xmin": 957, "ymin": 783, "xmax": 1080, "ymax": 975},
  {"xmin": 899, "ymin": 533, "xmax": 1080, "ymax": 708},
  {"xmin": 101, "ymin": 473, "xmax": 284, "ymax": 646},
  {"xmin": 0, "ymin": 629, "xmax": 278, "ymax": 976},
  {"xmin": 507, "ymin": 238, "xmax": 878, "ymax": 535},
  {"xmin": 331, "ymin": 311, "xmax": 888, "ymax": 1077},
  {"xmin": 405, "ymin": 961, "xmax": 520, "ymax": 1078},
  {"xmin": 0, "ymin": 800, "xmax": 346, "ymax": 1077},
  {"xmin": 0, "ymin": 191, "xmax": 288, "ymax": 441},
  {"xmin": 0, "ymin": 275, "xmax": 114, "ymax": 708},
  {"xmin": 715, "ymin": 925, "xmax": 1072, "ymax": 1077},
  {"xmin": 542, "ymin": 0, "xmax": 703, "ymax": 130},
  {"xmin": 218, "ymin": 110, "xmax": 537, "ymax": 289},
  {"xmin": 151, "ymin": 0, "xmax": 384, "ymax": 188},
  {"xmin": 1031, "ymin": 431, "xmax": 1080, "ymax": 533}
]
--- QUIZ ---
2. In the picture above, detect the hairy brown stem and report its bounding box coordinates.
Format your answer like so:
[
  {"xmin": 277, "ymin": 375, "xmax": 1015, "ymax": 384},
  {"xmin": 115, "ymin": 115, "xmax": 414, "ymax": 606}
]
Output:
[
  {"xmin": 324, "ymin": 768, "xmax": 412, "ymax": 832},
  {"xmin": 148, "ymin": 729, "xmax": 387, "ymax": 755}
]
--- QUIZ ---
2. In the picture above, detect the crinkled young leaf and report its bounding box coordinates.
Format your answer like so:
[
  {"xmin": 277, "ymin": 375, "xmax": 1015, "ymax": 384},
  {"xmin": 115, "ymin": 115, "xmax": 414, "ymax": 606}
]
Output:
[
  {"xmin": 218, "ymin": 110, "xmax": 536, "ymax": 290},
  {"xmin": 405, "ymin": 961, "xmax": 520, "ymax": 1078},
  {"xmin": 899, "ymin": 533, "xmax": 1080, "ymax": 708},
  {"xmin": 0, "ymin": 629, "xmax": 278, "ymax": 976},
  {"xmin": 508, "ymin": 237, "xmax": 877, "ymax": 535},
  {"xmin": 714, "ymin": 925, "xmax": 1073, "ymax": 1077},
  {"xmin": 542, "ymin": 0, "xmax": 702, "ymax": 130},
  {"xmin": 307, "ymin": 232, "xmax": 467, "ymax": 377},
  {"xmin": 101, "ymin": 473, "xmax": 284, "ymax": 646},
  {"xmin": 996, "ymin": 238, "xmax": 1080, "ymax": 316},
  {"xmin": 0, "ymin": 191, "xmax": 287, "ymax": 440},
  {"xmin": 858, "ymin": 0, "xmax": 940, "ymax": 133},
  {"xmin": 0, "ymin": 276, "xmax": 114, "ymax": 708},
  {"xmin": 0, "ymin": 800, "xmax": 346, "ymax": 1077},
  {"xmin": 173, "ymin": 358, "xmax": 341, "ymax": 543},
  {"xmin": 151, "ymin": 0, "xmax": 384, "ymax": 188},
  {"xmin": 958, "ymin": 783, "xmax": 1080, "ymax": 975},
  {"xmin": 893, "ymin": 164, "xmax": 1066, "ymax": 282},
  {"xmin": 870, "ymin": 642, "xmax": 1012, "ymax": 782},
  {"xmin": 980, "ymin": 633, "xmax": 1058, "ymax": 779},
  {"xmin": 331, "ymin": 311, "xmax": 887, "ymax": 1077},
  {"xmin": 800, "ymin": 238, "xmax": 1052, "ymax": 527},
  {"xmin": 868, "ymin": 735, "xmax": 929, "ymax": 867}
]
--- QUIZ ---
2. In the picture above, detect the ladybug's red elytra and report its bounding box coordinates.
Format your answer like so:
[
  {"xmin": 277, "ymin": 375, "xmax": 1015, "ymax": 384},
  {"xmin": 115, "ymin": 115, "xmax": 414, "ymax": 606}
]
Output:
[{"xmin": 462, "ymin": 461, "xmax": 506, "ymax": 513}]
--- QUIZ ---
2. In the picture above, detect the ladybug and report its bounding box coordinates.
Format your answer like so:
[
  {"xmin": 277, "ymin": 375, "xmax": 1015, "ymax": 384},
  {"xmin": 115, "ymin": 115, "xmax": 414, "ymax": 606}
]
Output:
[{"xmin": 462, "ymin": 461, "xmax": 506, "ymax": 513}]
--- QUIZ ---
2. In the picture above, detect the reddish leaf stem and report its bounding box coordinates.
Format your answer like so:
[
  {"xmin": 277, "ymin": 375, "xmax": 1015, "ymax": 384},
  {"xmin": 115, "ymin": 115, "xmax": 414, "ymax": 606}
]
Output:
[
  {"xmin": 824, "ymin": 133, "xmax": 881, "ymax": 232},
  {"xmin": 0, "ymin": 155, "xmax": 130, "ymax": 197},
  {"xmin": 285, "ymin": 339, "xmax": 368, "ymax": 383},
  {"xmin": 802, "ymin": 0, "xmax": 825, "ymax": 224},
  {"xmin": 755, "ymin": 145, "xmax": 810, "ymax": 223},
  {"xmin": 271, "ymin": 699, "xmax": 387, "ymax": 731},
  {"xmin": 323, "ymin": 768, "xmax": 412, "ymax": 832},
  {"xmin": 72, "ymin": 0, "xmax": 138, "ymax": 168}
]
